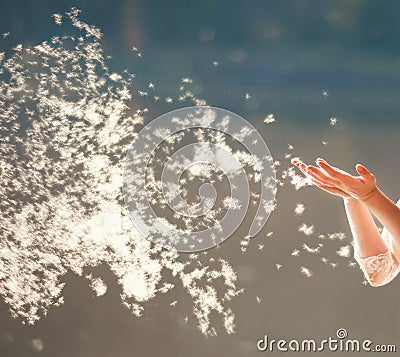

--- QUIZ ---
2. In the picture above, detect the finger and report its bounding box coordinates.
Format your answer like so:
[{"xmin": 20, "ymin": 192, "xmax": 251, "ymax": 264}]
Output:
[
  {"xmin": 316, "ymin": 158, "xmax": 343, "ymax": 178},
  {"xmin": 355, "ymin": 164, "xmax": 375, "ymax": 181},
  {"xmin": 291, "ymin": 158, "xmax": 308, "ymax": 175},
  {"xmin": 308, "ymin": 175, "xmax": 331, "ymax": 187},
  {"xmin": 306, "ymin": 166, "xmax": 338, "ymax": 185},
  {"xmin": 297, "ymin": 162, "xmax": 307, "ymax": 175},
  {"xmin": 291, "ymin": 158, "xmax": 305, "ymax": 168},
  {"xmin": 316, "ymin": 159, "xmax": 354, "ymax": 180}
]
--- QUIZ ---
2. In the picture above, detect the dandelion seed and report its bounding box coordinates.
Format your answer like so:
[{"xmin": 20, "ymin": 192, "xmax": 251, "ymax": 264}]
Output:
[
  {"xmin": 294, "ymin": 203, "xmax": 305, "ymax": 216},
  {"xmin": 322, "ymin": 141, "xmax": 328, "ymax": 146},
  {"xmin": 165, "ymin": 97, "xmax": 173, "ymax": 104},
  {"xmin": 266, "ymin": 231, "xmax": 274, "ymax": 238},
  {"xmin": 284, "ymin": 166, "xmax": 313, "ymax": 190},
  {"xmin": 323, "ymin": 232, "xmax": 346, "ymax": 240},
  {"xmin": 154, "ymin": 96, "xmax": 160, "ymax": 101},
  {"xmin": 245, "ymin": 93, "xmax": 251, "ymax": 100},
  {"xmin": 223, "ymin": 310, "xmax": 235, "ymax": 335},
  {"xmin": 258, "ymin": 244, "xmax": 264, "ymax": 251},
  {"xmin": 109, "ymin": 73, "xmax": 122, "ymax": 81},
  {"xmin": 131, "ymin": 46, "xmax": 143, "ymax": 57},
  {"xmin": 130, "ymin": 304, "xmax": 144, "ymax": 317},
  {"xmin": 362, "ymin": 280, "xmax": 368, "ymax": 286},
  {"xmin": 223, "ymin": 197, "xmax": 241, "ymax": 210},
  {"xmin": 321, "ymin": 257, "xmax": 329, "ymax": 264},
  {"xmin": 300, "ymin": 266, "xmax": 313, "ymax": 277},
  {"xmin": 148, "ymin": 82, "xmax": 155, "ymax": 90},
  {"xmin": 330, "ymin": 117, "xmax": 338, "ymax": 126},
  {"xmin": 330, "ymin": 262, "xmax": 338, "ymax": 269},
  {"xmin": 288, "ymin": 144, "xmax": 294, "ymax": 150},
  {"xmin": 302, "ymin": 243, "xmax": 320, "ymax": 254},
  {"xmin": 348, "ymin": 261, "xmax": 357, "ymax": 267},
  {"xmin": 298, "ymin": 223, "xmax": 314, "ymax": 236},
  {"xmin": 336, "ymin": 245, "xmax": 351, "ymax": 258},
  {"xmin": 52, "ymin": 14, "xmax": 63, "ymax": 25},
  {"xmin": 291, "ymin": 249, "xmax": 300, "ymax": 257},
  {"xmin": 284, "ymin": 153, "xmax": 292, "ymax": 159},
  {"xmin": 240, "ymin": 236, "xmax": 250, "ymax": 253},
  {"xmin": 276, "ymin": 264, "xmax": 282, "ymax": 271},
  {"xmin": 89, "ymin": 277, "xmax": 108, "ymax": 297},
  {"xmin": 181, "ymin": 77, "xmax": 192, "ymax": 83},
  {"xmin": 159, "ymin": 283, "xmax": 174, "ymax": 293},
  {"xmin": 263, "ymin": 114, "xmax": 276, "ymax": 124},
  {"xmin": 256, "ymin": 296, "xmax": 262, "ymax": 303},
  {"xmin": 212, "ymin": 61, "xmax": 219, "ymax": 66},
  {"xmin": 138, "ymin": 90, "xmax": 148, "ymax": 97},
  {"xmin": 2, "ymin": 32, "xmax": 10, "ymax": 38},
  {"xmin": 13, "ymin": 44, "xmax": 22, "ymax": 52},
  {"xmin": 322, "ymin": 89, "xmax": 329, "ymax": 98},
  {"xmin": 170, "ymin": 300, "xmax": 178, "ymax": 307}
]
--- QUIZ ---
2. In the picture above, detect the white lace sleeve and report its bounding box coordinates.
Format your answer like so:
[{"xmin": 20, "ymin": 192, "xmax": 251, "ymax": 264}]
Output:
[
  {"xmin": 354, "ymin": 249, "xmax": 400, "ymax": 287},
  {"xmin": 353, "ymin": 198, "xmax": 400, "ymax": 287}
]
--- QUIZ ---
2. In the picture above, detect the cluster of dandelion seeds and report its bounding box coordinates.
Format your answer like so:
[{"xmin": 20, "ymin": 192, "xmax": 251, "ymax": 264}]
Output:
[{"xmin": 0, "ymin": 8, "xmax": 243, "ymax": 336}]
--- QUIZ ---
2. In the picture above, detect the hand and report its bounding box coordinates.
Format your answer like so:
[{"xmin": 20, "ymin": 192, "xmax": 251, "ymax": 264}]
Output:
[{"xmin": 291, "ymin": 157, "xmax": 378, "ymax": 201}]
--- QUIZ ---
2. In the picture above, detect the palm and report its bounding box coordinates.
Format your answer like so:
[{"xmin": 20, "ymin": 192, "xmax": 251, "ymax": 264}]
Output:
[{"xmin": 291, "ymin": 158, "xmax": 377, "ymax": 201}]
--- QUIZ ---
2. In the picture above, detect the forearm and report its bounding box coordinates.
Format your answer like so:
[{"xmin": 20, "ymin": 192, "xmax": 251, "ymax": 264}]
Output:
[
  {"xmin": 361, "ymin": 187, "xmax": 400, "ymax": 248},
  {"xmin": 344, "ymin": 196, "xmax": 400, "ymax": 287},
  {"xmin": 343, "ymin": 197, "xmax": 388, "ymax": 258}
]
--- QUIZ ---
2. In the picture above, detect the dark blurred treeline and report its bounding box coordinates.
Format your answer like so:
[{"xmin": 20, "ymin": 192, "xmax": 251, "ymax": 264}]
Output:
[
  {"xmin": 1, "ymin": 0, "xmax": 400, "ymax": 53},
  {"xmin": 2, "ymin": 0, "xmax": 400, "ymax": 126},
  {"xmin": 142, "ymin": 0, "xmax": 400, "ymax": 52}
]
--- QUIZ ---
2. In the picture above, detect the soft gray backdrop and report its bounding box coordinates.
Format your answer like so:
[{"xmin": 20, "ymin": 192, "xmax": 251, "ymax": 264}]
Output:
[{"xmin": 1, "ymin": 0, "xmax": 400, "ymax": 356}]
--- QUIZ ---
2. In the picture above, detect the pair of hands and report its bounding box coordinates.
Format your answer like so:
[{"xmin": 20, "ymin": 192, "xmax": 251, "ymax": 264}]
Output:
[{"xmin": 291, "ymin": 157, "xmax": 378, "ymax": 202}]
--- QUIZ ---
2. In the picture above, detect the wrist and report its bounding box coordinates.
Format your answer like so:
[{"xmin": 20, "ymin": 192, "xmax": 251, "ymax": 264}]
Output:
[
  {"xmin": 359, "ymin": 186, "xmax": 380, "ymax": 203},
  {"xmin": 343, "ymin": 196, "xmax": 356, "ymax": 203}
]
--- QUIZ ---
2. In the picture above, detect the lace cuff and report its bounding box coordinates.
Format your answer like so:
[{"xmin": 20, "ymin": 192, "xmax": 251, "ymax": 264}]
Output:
[{"xmin": 354, "ymin": 249, "xmax": 400, "ymax": 287}]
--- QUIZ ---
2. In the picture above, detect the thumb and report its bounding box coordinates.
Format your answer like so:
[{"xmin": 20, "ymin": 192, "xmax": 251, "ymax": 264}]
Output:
[{"xmin": 355, "ymin": 163, "xmax": 374, "ymax": 179}]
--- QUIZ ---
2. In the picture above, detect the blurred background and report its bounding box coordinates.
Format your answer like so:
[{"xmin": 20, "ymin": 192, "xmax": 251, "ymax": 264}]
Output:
[{"xmin": 1, "ymin": 0, "xmax": 400, "ymax": 356}]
